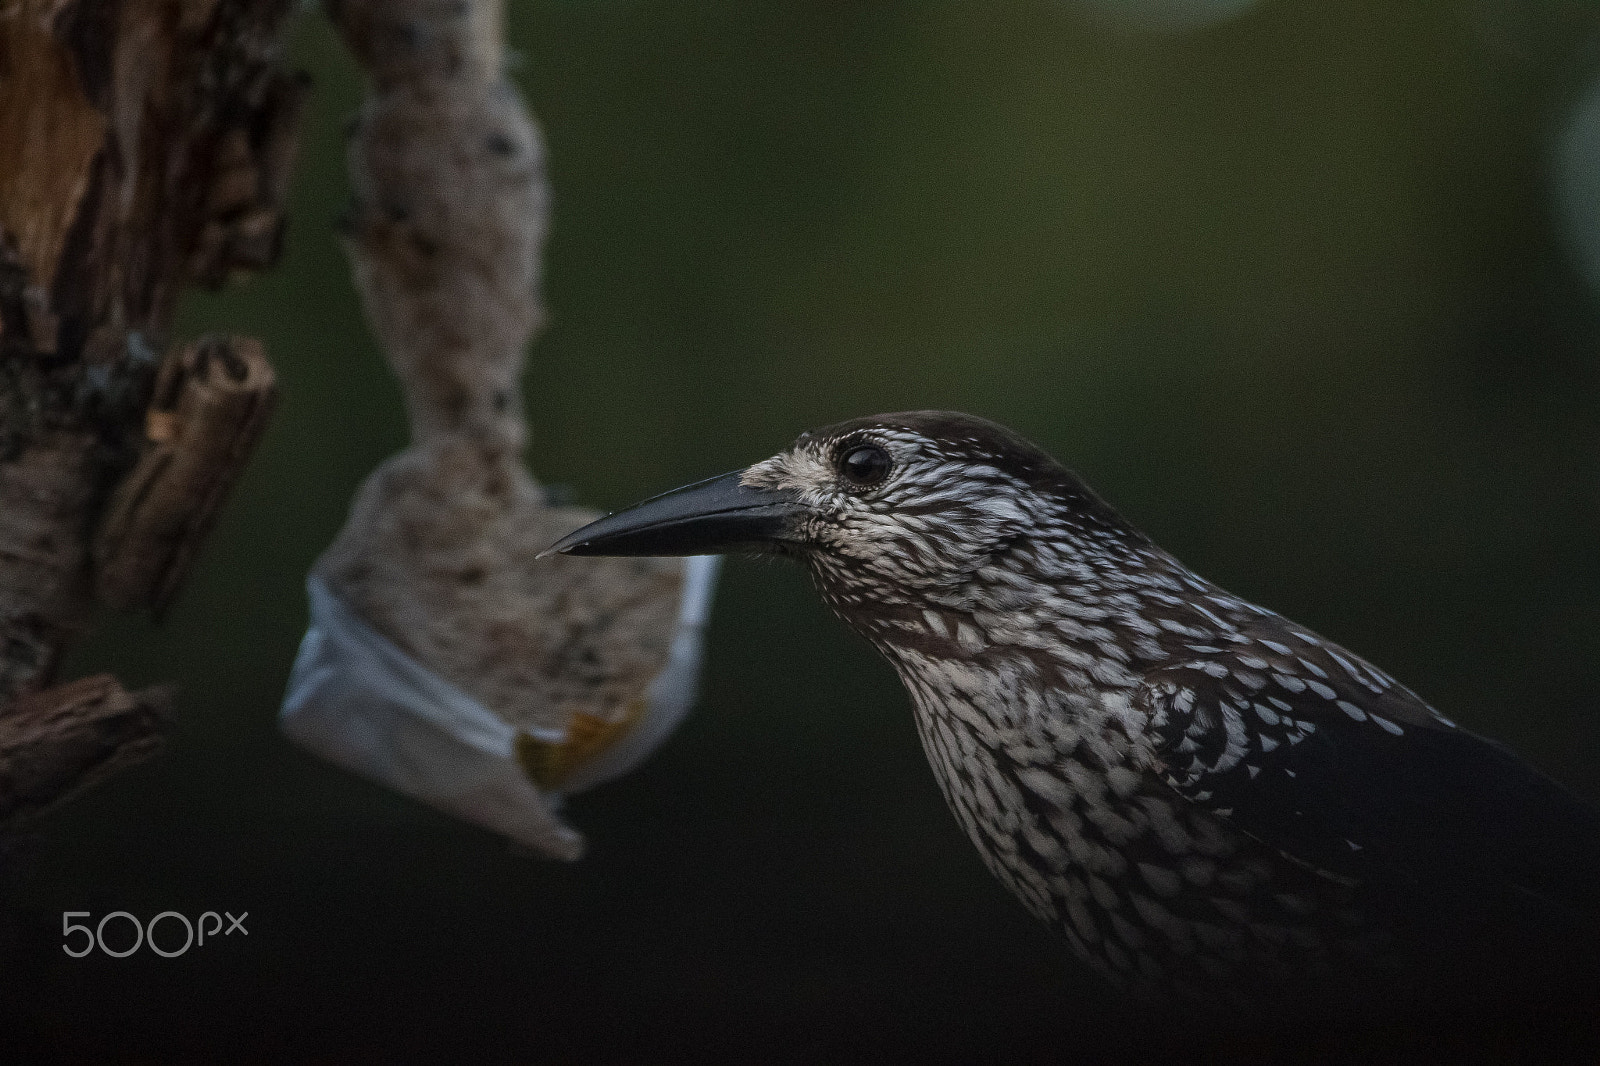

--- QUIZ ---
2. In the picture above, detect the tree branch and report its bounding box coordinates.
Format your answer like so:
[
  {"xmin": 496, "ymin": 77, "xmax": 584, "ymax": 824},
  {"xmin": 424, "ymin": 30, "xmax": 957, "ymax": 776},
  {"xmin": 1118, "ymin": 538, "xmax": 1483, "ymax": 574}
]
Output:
[{"xmin": 0, "ymin": 0, "xmax": 303, "ymax": 823}]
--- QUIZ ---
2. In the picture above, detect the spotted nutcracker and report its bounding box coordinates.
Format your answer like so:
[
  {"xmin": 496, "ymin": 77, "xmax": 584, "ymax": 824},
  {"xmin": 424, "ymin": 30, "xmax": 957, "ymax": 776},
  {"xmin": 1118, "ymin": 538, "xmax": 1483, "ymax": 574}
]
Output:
[{"xmin": 543, "ymin": 411, "xmax": 1600, "ymax": 1006}]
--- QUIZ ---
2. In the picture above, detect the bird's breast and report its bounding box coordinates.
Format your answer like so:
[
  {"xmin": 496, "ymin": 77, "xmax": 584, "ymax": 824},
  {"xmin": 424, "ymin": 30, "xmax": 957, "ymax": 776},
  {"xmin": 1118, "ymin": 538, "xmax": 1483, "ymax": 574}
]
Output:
[{"xmin": 893, "ymin": 658, "xmax": 1373, "ymax": 996}]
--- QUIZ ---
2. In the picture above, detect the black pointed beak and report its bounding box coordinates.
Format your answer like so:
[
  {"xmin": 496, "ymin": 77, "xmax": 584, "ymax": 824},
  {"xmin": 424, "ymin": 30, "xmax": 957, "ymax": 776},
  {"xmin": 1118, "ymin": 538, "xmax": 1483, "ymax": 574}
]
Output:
[{"xmin": 539, "ymin": 470, "xmax": 802, "ymax": 558}]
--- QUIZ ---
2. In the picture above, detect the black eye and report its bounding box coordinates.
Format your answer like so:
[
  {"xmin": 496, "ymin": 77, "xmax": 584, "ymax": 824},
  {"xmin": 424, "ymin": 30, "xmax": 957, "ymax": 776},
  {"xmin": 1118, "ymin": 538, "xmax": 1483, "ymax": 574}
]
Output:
[{"xmin": 839, "ymin": 443, "xmax": 891, "ymax": 487}]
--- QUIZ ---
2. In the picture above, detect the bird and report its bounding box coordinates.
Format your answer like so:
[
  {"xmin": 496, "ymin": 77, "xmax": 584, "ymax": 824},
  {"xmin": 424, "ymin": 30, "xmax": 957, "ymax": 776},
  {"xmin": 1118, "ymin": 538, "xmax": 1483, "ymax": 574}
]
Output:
[{"xmin": 542, "ymin": 410, "xmax": 1600, "ymax": 1016}]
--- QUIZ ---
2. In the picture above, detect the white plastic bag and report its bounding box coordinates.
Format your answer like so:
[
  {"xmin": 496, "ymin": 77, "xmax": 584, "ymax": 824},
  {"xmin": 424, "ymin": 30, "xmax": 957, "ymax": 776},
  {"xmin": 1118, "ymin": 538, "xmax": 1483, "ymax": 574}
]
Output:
[{"xmin": 279, "ymin": 556, "xmax": 719, "ymax": 859}]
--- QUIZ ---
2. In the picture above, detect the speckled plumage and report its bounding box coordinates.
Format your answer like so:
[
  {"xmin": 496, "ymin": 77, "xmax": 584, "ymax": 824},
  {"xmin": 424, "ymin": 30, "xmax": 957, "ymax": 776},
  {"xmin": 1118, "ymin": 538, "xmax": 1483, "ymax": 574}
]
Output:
[
  {"xmin": 552, "ymin": 410, "xmax": 1600, "ymax": 1007},
  {"xmin": 735, "ymin": 411, "xmax": 1600, "ymax": 1002}
]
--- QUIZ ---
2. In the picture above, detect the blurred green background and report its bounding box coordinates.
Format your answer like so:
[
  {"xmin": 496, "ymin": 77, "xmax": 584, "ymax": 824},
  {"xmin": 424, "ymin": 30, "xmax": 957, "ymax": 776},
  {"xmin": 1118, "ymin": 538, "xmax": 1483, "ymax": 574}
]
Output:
[{"xmin": 7, "ymin": 0, "xmax": 1600, "ymax": 1060}]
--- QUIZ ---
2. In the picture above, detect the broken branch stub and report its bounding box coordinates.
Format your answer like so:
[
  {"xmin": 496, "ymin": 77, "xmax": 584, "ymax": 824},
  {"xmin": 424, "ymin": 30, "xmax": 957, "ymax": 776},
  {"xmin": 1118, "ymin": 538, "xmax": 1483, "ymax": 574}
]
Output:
[
  {"xmin": 94, "ymin": 335, "xmax": 278, "ymax": 614},
  {"xmin": 0, "ymin": 674, "xmax": 173, "ymax": 824}
]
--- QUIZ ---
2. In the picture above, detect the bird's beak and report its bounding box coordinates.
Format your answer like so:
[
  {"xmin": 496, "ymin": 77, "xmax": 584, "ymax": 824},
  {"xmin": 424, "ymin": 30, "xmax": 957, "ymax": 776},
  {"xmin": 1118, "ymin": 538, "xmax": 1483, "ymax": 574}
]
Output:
[{"xmin": 539, "ymin": 469, "xmax": 802, "ymax": 558}]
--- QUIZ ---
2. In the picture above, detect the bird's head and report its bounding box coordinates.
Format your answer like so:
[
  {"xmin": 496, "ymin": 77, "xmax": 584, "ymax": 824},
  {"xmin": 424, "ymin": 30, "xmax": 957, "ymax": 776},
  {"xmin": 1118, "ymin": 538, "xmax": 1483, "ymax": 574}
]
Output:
[{"xmin": 543, "ymin": 412, "xmax": 1148, "ymax": 620}]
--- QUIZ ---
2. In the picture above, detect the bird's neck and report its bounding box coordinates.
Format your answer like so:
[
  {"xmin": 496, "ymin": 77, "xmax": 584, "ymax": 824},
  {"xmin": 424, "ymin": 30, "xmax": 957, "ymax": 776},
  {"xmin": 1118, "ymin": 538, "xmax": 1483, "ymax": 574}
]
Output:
[{"xmin": 808, "ymin": 533, "xmax": 1253, "ymax": 739}]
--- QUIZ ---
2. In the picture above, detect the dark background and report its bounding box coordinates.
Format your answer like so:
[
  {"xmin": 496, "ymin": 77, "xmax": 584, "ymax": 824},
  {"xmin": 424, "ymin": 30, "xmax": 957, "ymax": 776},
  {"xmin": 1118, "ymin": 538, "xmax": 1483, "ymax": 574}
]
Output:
[{"xmin": 6, "ymin": 0, "xmax": 1600, "ymax": 1061}]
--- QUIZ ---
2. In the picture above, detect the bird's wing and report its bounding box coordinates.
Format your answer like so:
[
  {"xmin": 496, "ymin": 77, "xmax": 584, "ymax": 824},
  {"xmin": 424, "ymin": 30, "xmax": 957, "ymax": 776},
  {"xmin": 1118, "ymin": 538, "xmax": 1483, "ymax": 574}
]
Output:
[{"xmin": 1135, "ymin": 635, "xmax": 1600, "ymax": 921}]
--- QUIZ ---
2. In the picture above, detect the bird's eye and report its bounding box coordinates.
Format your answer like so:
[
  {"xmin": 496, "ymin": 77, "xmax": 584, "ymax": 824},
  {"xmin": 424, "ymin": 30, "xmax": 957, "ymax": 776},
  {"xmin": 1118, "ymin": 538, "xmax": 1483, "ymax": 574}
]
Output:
[{"xmin": 838, "ymin": 443, "xmax": 891, "ymax": 488}]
